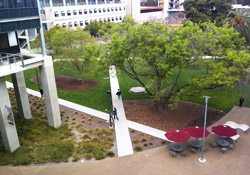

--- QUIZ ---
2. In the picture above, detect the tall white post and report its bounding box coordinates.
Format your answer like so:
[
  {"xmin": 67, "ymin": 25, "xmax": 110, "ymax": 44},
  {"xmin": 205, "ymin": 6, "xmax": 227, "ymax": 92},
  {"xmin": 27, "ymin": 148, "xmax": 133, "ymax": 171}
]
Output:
[
  {"xmin": 0, "ymin": 77, "xmax": 20, "ymax": 152},
  {"xmin": 11, "ymin": 72, "xmax": 32, "ymax": 119},
  {"xmin": 39, "ymin": 56, "xmax": 62, "ymax": 128}
]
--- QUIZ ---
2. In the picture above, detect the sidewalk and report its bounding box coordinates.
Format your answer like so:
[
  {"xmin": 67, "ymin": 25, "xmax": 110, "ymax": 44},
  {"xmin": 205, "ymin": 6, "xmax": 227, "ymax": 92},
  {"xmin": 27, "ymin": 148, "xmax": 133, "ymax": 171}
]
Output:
[{"xmin": 109, "ymin": 66, "xmax": 134, "ymax": 157}]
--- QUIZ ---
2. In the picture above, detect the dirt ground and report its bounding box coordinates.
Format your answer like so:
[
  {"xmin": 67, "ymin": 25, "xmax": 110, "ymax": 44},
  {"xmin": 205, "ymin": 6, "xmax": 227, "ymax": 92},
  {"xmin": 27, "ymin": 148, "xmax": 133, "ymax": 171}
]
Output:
[
  {"xmin": 30, "ymin": 75, "xmax": 98, "ymax": 91},
  {"xmin": 124, "ymin": 99, "xmax": 226, "ymax": 131}
]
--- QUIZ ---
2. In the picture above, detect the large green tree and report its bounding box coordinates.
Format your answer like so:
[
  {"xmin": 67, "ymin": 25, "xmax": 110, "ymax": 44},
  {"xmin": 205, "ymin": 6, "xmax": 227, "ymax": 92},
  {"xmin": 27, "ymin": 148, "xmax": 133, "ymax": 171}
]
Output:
[
  {"xmin": 51, "ymin": 27, "xmax": 97, "ymax": 84},
  {"xmin": 183, "ymin": 0, "xmax": 232, "ymax": 26},
  {"xmin": 104, "ymin": 19, "xmax": 250, "ymax": 111}
]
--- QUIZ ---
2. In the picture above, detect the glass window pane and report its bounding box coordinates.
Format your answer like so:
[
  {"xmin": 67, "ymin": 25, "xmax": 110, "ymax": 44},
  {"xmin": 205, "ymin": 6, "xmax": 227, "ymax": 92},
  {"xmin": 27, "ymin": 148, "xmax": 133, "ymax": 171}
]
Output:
[
  {"xmin": 77, "ymin": 0, "xmax": 86, "ymax": 5},
  {"xmin": 66, "ymin": 0, "xmax": 75, "ymax": 6},
  {"xmin": 88, "ymin": 0, "xmax": 96, "ymax": 5},
  {"xmin": 53, "ymin": 0, "xmax": 63, "ymax": 6}
]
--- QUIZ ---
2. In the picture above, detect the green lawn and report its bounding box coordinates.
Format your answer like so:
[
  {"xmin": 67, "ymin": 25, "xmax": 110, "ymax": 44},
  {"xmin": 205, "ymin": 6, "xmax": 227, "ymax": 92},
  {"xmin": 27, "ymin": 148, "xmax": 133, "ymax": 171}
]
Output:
[{"xmin": 6, "ymin": 63, "xmax": 249, "ymax": 112}]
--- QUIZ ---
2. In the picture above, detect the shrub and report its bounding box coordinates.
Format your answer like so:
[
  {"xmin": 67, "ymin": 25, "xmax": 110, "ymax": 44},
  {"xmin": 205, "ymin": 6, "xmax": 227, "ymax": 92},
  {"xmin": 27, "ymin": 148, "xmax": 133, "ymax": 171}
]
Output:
[
  {"xmin": 141, "ymin": 138, "xmax": 147, "ymax": 142},
  {"xmin": 149, "ymin": 143, "xmax": 153, "ymax": 145},
  {"xmin": 132, "ymin": 140, "xmax": 139, "ymax": 144},
  {"xmin": 134, "ymin": 146, "xmax": 142, "ymax": 152},
  {"xmin": 161, "ymin": 141, "xmax": 166, "ymax": 144},
  {"xmin": 143, "ymin": 143, "xmax": 148, "ymax": 147},
  {"xmin": 131, "ymin": 130, "xmax": 136, "ymax": 133},
  {"xmin": 106, "ymin": 151, "xmax": 115, "ymax": 157}
]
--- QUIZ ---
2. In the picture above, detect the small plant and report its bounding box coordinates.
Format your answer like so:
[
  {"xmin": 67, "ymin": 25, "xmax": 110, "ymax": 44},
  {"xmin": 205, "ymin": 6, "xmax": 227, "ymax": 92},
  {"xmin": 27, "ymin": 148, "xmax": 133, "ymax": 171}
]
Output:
[
  {"xmin": 71, "ymin": 121, "xmax": 76, "ymax": 125},
  {"xmin": 141, "ymin": 138, "xmax": 147, "ymax": 142},
  {"xmin": 99, "ymin": 120, "xmax": 102, "ymax": 123},
  {"xmin": 149, "ymin": 136, "xmax": 155, "ymax": 140},
  {"xmin": 131, "ymin": 130, "xmax": 136, "ymax": 133},
  {"xmin": 143, "ymin": 143, "xmax": 148, "ymax": 147},
  {"xmin": 66, "ymin": 116, "xmax": 69, "ymax": 119},
  {"xmin": 81, "ymin": 120, "xmax": 85, "ymax": 123},
  {"xmin": 74, "ymin": 111, "xmax": 78, "ymax": 114},
  {"xmin": 140, "ymin": 133, "xmax": 145, "ymax": 137},
  {"xmin": 134, "ymin": 146, "xmax": 142, "ymax": 152},
  {"xmin": 161, "ymin": 141, "xmax": 166, "ymax": 144},
  {"xmin": 106, "ymin": 151, "xmax": 115, "ymax": 157},
  {"xmin": 132, "ymin": 140, "xmax": 139, "ymax": 144},
  {"xmin": 72, "ymin": 118, "xmax": 76, "ymax": 121},
  {"xmin": 149, "ymin": 143, "xmax": 153, "ymax": 145}
]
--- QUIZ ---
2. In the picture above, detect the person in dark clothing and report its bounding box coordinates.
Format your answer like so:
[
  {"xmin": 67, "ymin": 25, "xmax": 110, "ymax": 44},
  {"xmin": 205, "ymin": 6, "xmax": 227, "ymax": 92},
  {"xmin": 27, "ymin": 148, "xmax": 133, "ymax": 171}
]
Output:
[
  {"xmin": 113, "ymin": 107, "xmax": 119, "ymax": 120},
  {"xmin": 39, "ymin": 89, "xmax": 44, "ymax": 98},
  {"xmin": 239, "ymin": 96, "xmax": 244, "ymax": 107},
  {"xmin": 116, "ymin": 89, "xmax": 121, "ymax": 99}
]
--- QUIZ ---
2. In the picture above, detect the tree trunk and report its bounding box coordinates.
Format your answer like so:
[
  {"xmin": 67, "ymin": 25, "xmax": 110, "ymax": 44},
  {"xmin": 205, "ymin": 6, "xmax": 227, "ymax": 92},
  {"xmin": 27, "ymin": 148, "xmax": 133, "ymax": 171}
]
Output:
[
  {"xmin": 81, "ymin": 74, "xmax": 84, "ymax": 85},
  {"xmin": 156, "ymin": 99, "xmax": 166, "ymax": 112}
]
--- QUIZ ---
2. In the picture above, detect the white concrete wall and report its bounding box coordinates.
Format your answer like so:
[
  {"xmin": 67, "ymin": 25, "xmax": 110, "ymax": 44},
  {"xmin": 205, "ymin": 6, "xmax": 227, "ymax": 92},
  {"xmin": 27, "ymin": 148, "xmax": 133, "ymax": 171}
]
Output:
[{"xmin": 140, "ymin": 11, "xmax": 163, "ymax": 22}]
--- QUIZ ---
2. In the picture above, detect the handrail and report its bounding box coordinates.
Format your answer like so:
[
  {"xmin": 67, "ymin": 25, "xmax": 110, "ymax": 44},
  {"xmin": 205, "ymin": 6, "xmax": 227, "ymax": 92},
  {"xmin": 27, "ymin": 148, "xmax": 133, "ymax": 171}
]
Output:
[{"xmin": 0, "ymin": 52, "xmax": 24, "ymax": 68}]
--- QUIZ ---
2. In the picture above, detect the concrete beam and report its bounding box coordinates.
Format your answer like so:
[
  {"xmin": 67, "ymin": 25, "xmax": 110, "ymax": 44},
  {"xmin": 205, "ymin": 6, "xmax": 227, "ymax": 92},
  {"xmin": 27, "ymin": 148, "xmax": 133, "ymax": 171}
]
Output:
[
  {"xmin": 39, "ymin": 56, "xmax": 61, "ymax": 128},
  {"xmin": 0, "ymin": 77, "xmax": 20, "ymax": 152},
  {"xmin": 11, "ymin": 72, "xmax": 32, "ymax": 119}
]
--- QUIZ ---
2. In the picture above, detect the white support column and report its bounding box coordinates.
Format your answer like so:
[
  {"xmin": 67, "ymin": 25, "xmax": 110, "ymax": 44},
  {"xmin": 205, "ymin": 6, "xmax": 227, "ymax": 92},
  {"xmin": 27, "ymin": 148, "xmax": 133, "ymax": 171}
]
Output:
[
  {"xmin": 50, "ymin": 0, "xmax": 53, "ymax": 7},
  {"xmin": 75, "ymin": 0, "xmax": 77, "ymax": 5},
  {"xmin": 39, "ymin": 56, "xmax": 61, "ymax": 128},
  {"xmin": 63, "ymin": 0, "xmax": 66, "ymax": 6},
  {"xmin": 95, "ymin": 0, "xmax": 98, "ymax": 5},
  {"xmin": 0, "ymin": 77, "xmax": 20, "ymax": 152},
  {"xmin": 11, "ymin": 72, "xmax": 32, "ymax": 119}
]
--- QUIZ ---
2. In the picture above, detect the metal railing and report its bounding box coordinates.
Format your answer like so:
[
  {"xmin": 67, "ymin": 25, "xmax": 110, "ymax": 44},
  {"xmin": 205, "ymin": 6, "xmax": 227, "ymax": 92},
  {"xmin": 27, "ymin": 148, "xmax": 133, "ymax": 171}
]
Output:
[{"xmin": 0, "ymin": 52, "xmax": 25, "ymax": 70}]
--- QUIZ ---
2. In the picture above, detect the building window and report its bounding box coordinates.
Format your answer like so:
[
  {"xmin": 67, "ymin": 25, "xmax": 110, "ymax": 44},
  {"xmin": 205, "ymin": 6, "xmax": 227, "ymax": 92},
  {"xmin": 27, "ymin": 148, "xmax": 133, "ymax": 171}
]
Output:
[
  {"xmin": 116, "ymin": 16, "xmax": 118, "ymax": 21},
  {"xmin": 112, "ymin": 17, "xmax": 114, "ymax": 21},
  {"xmin": 61, "ymin": 11, "xmax": 65, "ymax": 16},
  {"xmin": 69, "ymin": 22, "xmax": 72, "ymax": 27},
  {"xmin": 89, "ymin": 9, "xmax": 92, "ymax": 14},
  {"xmin": 40, "ymin": 0, "xmax": 50, "ymax": 8},
  {"xmin": 73, "ymin": 10, "xmax": 77, "ymax": 15},
  {"xmin": 98, "ymin": 8, "xmax": 102, "ymax": 13},
  {"xmin": 62, "ymin": 23, "xmax": 67, "ymax": 27},
  {"xmin": 88, "ymin": 0, "xmax": 95, "ymax": 5},
  {"xmin": 79, "ymin": 9, "xmax": 82, "ymax": 14},
  {"xmin": 74, "ymin": 21, "xmax": 78, "ymax": 26},
  {"xmin": 107, "ymin": 7, "xmax": 110, "ymax": 12},
  {"xmin": 104, "ymin": 18, "xmax": 107, "ymax": 22},
  {"xmin": 106, "ymin": 0, "xmax": 112, "ymax": 4},
  {"xmin": 67, "ymin": 10, "xmax": 71, "ymax": 16},
  {"xmin": 119, "ymin": 6, "xmax": 121, "ymax": 11},
  {"xmin": 114, "ymin": 0, "xmax": 120, "ymax": 3},
  {"xmin": 103, "ymin": 8, "xmax": 106, "ymax": 12},
  {"xmin": 111, "ymin": 7, "xmax": 114, "ymax": 12},
  {"xmin": 108, "ymin": 17, "xmax": 110, "ymax": 22},
  {"xmin": 119, "ymin": 16, "xmax": 122, "ymax": 20},
  {"xmin": 80, "ymin": 21, "xmax": 83, "ymax": 26},
  {"xmin": 66, "ymin": 0, "xmax": 75, "ymax": 6},
  {"xmin": 53, "ymin": 0, "xmax": 63, "ymax": 7},
  {"xmin": 94, "ymin": 8, "xmax": 97, "ymax": 13},
  {"xmin": 90, "ymin": 19, "xmax": 93, "ymax": 23},
  {"xmin": 56, "ymin": 24, "xmax": 60, "ymax": 26},
  {"xmin": 115, "ymin": 7, "xmax": 118, "ymax": 11},
  {"xmin": 54, "ymin": 11, "xmax": 59, "ymax": 17},
  {"xmin": 98, "ymin": 0, "xmax": 104, "ymax": 4},
  {"xmin": 123, "ymin": 6, "xmax": 125, "ymax": 10},
  {"xmin": 84, "ymin": 9, "xmax": 87, "ymax": 14},
  {"xmin": 85, "ymin": 20, "xmax": 89, "ymax": 25},
  {"xmin": 77, "ymin": 0, "xmax": 86, "ymax": 5}
]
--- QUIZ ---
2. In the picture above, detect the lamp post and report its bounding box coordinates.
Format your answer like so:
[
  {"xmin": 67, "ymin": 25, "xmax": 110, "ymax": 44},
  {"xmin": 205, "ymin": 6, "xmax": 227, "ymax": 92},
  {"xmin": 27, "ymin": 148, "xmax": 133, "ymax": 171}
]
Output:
[
  {"xmin": 107, "ymin": 90, "xmax": 113, "ymax": 128},
  {"xmin": 199, "ymin": 96, "xmax": 210, "ymax": 163}
]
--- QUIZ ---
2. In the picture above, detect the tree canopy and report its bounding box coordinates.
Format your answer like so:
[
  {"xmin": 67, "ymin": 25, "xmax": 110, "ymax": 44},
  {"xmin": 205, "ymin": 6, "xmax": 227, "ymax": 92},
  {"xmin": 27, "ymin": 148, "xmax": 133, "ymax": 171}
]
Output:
[
  {"xmin": 183, "ymin": 0, "xmax": 232, "ymax": 26},
  {"xmin": 51, "ymin": 27, "xmax": 97, "ymax": 84},
  {"xmin": 103, "ymin": 19, "xmax": 250, "ymax": 111}
]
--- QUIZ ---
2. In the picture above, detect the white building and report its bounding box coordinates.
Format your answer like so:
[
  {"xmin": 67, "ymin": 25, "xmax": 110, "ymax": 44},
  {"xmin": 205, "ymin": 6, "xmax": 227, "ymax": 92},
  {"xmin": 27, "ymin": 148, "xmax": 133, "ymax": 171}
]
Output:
[{"xmin": 39, "ymin": 0, "xmax": 127, "ymax": 30}]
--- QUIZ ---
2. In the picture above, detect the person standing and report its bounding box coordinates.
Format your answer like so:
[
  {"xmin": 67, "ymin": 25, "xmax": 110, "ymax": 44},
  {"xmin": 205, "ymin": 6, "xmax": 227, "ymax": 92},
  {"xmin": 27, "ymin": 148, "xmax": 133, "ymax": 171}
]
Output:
[
  {"xmin": 239, "ymin": 96, "xmax": 244, "ymax": 107},
  {"xmin": 116, "ymin": 89, "xmax": 121, "ymax": 99},
  {"xmin": 113, "ymin": 107, "xmax": 119, "ymax": 120}
]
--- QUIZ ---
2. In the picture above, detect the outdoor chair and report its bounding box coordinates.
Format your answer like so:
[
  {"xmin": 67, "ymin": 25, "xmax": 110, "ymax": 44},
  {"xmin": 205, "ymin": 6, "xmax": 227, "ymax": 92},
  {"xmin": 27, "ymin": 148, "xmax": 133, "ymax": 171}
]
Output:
[
  {"xmin": 181, "ymin": 150, "xmax": 189, "ymax": 157},
  {"xmin": 228, "ymin": 144, "xmax": 235, "ymax": 149},
  {"xmin": 190, "ymin": 147, "xmax": 197, "ymax": 154},
  {"xmin": 221, "ymin": 147, "xmax": 228, "ymax": 153},
  {"xmin": 169, "ymin": 150, "xmax": 177, "ymax": 157},
  {"xmin": 211, "ymin": 142, "xmax": 218, "ymax": 149},
  {"xmin": 166, "ymin": 142, "xmax": 172, "ymax": 150}
]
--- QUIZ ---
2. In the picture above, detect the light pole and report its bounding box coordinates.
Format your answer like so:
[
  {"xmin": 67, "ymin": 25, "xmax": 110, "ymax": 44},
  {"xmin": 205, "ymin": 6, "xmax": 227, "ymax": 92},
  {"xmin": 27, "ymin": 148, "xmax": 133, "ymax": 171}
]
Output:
[
  {"xmin": 107, "ymin": 90, "xmax": 113, "ymax": 128},
  {"xmin": 199, "ymin": 96, "xmax": 210, "ymax": 164}
]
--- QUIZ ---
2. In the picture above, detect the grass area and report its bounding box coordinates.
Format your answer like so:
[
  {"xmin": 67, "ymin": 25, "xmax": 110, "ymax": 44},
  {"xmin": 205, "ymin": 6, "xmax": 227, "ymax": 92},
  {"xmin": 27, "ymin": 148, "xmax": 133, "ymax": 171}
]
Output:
[
  {"xmin": 0, "ymin": 89, "xmax": 115, "ymax": 165},
  {"xmin": 6, "ymin": 62, "xmax": 249, "ymax": 112},
  {"xmin": 6, "ymin": 63, "xmax": 111, "ymax": 112}
]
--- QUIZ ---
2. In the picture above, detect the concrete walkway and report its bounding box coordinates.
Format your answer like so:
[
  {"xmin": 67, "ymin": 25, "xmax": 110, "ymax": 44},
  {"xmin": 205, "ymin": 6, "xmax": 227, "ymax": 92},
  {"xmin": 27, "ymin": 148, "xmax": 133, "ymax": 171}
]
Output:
[
  {"xmin": 1, "ymin": 106, "xmax": 250, "ymax": 175},
  {"xmin": 109, "ymin": 66, "xmax": 134, "ymax": 157}
]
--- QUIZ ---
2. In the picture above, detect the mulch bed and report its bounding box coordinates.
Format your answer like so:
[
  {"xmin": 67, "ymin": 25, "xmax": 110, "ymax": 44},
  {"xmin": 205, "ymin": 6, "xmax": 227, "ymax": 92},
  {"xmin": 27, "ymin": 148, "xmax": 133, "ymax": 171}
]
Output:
[
  {"xmin": 124, "ymin": 99, "xmax": 226, "ymax": 132},
  {"xmin": 30, "ymin": 75, "xmax": 99, "ymax": 91}
]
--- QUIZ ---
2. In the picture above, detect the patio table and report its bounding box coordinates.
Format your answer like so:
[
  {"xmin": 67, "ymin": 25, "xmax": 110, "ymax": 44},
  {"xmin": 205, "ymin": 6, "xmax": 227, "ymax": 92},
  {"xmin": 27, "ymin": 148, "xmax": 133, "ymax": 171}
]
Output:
[
  {"xmin": 190, "ymin": 140, "xmax": 202, "ymax": 148},
  {"xmin": 171, "ymin": 144, "xmax": 184, "ymax": 152},
  {"xmin": 217, "ymin": 139, "xmax": 230, "ymax": 147}
]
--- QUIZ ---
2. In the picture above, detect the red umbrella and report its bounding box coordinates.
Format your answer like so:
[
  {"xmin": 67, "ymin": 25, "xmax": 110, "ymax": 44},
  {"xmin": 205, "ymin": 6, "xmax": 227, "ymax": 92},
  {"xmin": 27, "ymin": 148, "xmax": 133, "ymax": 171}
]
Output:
[
  {"xmin": 165, "ymin": 129, "xmax": 191, "ymax": 142},
  {"xmin": 212, "ymin": 125, "xmax": 237, "ymax": 137},
  {"xmin": 184, "ymin": 126, "xmax": 210, "ymax": 138}
]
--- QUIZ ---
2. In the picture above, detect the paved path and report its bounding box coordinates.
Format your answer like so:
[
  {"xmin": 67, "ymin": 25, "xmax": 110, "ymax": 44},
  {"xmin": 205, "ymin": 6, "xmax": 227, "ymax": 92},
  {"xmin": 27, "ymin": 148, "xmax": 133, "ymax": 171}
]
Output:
[
  {"xmin": 109, "ymin": 66, "xmax": 134, "ymax": 157},
  {"xmin": 1, "ymin": 106, "xmax": 250, "ymax": 175}
]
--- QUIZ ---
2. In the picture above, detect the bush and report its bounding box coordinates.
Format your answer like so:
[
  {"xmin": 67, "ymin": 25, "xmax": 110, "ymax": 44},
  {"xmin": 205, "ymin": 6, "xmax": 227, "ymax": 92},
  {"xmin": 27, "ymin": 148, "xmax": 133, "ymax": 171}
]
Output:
[
  {"xmin": 134, "ymin": 146, "xmax": 142, "ymax": 152},
  {"xmin": 106, "ymin": 151, "xmax": 115, "ymax": 157}
]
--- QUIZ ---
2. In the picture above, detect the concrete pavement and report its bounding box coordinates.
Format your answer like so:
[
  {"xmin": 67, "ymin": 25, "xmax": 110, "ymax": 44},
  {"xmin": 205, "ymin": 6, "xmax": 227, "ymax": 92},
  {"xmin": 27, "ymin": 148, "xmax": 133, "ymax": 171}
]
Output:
[{"xmin": 1, "ymin": 106, "xmax": 250, "ymax": 175}]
